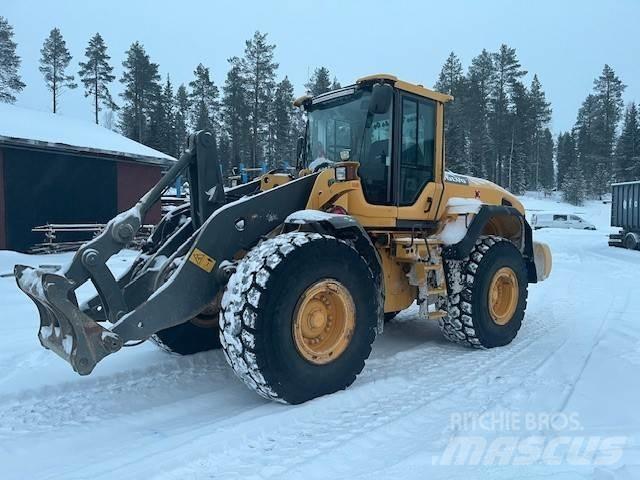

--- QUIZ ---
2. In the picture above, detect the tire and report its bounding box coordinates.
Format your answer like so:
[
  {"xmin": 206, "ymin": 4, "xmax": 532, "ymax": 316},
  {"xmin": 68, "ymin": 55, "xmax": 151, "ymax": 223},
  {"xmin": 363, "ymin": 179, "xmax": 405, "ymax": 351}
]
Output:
[
  {"xmin": 623, "ymin": 233, "xmax": 638, "ymax": 250},
  {"xmin": 384, "ymin": 311, "xmax": 399, "ymax": 323},
  {"xmin": 150, "ymin": 265, "xmax": 222, "ymax": 356},
  {"xmin": 219, "ymin": 232, "xmax": 380, "ymax": 404},
  {"xmin": 439, "ymin": 235, "xmax": 528, "ymax": 348},
  {"xmin": 151, "ymin": 320, "xmax": 221, "ymax": 355}
]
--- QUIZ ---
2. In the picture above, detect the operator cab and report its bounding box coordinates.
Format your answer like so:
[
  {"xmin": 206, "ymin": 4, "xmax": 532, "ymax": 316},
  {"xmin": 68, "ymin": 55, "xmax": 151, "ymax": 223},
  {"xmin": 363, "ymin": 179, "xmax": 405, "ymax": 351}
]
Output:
[{"xmin": 296, "ymin": 75, "xmax": 452, "ymax": 211}]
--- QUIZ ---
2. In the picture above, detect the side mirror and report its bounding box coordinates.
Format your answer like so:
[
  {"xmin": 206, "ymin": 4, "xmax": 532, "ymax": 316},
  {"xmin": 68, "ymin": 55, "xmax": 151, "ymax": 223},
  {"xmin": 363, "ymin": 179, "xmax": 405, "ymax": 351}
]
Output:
[{"xmin": 369, "ymin": 83, "xmax": 393, "ymax": 115}]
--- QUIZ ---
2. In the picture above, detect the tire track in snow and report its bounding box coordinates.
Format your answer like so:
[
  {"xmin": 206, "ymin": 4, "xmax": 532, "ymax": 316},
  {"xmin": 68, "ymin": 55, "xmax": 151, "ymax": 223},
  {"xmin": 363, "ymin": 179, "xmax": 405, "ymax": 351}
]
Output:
[
  {"xmin": 558, "ymin": 287, "xmax": 630, "ymax": 412},
  {"xmin": 1, "ymin": 286, "xmax": 563, "ymax": 478},
  {"xmin": 525, "ymin": 242, "xmax": 633, "ymax": 414},
  {"xmin": 0, "ymin": 351, "xmax": 232, "ymax": 437},
  {"xmin": 148, "ymin": 307, "xmax": 563, "ymax": 480},
  {"xmin": 301, "ymin": 302, "xmax": 571, "ymax": 480}
]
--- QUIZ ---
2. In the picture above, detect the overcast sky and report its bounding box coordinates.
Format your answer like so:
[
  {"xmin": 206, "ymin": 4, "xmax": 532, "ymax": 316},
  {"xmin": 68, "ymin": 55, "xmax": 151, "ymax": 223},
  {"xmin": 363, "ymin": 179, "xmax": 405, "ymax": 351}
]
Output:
[{"xmin": 4, "ymin": 0, "xmax": 639, "ymax": 133}]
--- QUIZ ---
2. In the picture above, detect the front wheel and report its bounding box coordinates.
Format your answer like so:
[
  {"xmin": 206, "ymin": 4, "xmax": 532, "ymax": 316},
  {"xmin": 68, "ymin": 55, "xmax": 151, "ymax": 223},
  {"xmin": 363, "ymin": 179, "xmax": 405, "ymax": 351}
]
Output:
[
  {"xmin": 151, "ymin": 313, "xmax": 221, "ymax": 355},
  {"xmin": 439, "ymin": 236, "xmax": 528, "ymax": 348},
  {"xmin": 150, "ymin": 261, "xmax": 222, "ymax": 355},
  {"xmin": 219, "ymin": 232, "xmax": 381, "ymax": 404},
  {"xmin": 384, "ymin": 311, "xmax": 399, "ymax": 323}
]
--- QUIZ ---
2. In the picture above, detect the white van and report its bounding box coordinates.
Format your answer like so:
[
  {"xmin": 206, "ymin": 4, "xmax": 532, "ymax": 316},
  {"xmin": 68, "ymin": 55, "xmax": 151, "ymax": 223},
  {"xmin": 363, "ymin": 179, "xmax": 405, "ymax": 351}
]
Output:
[{"xmin": 531, "ymin": 213, "xmax": 596, "ymax": 230}]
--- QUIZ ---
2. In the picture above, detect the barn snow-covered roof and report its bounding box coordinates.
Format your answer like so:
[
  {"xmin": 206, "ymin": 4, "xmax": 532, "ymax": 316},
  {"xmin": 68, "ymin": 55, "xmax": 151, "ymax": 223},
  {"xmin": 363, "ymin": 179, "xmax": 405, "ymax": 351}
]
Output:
[{"xmin": 0, "ymin": 103, "xmax": 175, "ymax": 166}]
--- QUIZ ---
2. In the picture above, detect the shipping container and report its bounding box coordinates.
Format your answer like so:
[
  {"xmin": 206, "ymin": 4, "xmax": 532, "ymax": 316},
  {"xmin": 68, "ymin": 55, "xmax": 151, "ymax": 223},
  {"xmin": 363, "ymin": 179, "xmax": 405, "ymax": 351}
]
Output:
[{"xmin": 609, "ymin": 180, "xmax": 640, "ymax": 250}]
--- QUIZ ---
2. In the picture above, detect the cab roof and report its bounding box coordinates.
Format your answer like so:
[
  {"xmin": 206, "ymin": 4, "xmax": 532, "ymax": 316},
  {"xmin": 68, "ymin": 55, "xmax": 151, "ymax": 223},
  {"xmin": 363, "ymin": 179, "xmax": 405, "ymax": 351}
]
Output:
[
  {"xmin": 293, "ymin": 73, "xmax": 453, "ymax": 107},
  {"xmin": 356, "ymin": 73, "xmax": 454, "ymax": 103}
]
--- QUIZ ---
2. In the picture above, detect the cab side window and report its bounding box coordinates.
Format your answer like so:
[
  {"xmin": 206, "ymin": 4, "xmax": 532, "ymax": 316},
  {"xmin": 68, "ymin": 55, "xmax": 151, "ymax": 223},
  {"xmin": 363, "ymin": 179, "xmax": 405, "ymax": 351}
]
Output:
[{"xmin": 399, "ymin": 97, "xmax": 436, "ymax": 204}]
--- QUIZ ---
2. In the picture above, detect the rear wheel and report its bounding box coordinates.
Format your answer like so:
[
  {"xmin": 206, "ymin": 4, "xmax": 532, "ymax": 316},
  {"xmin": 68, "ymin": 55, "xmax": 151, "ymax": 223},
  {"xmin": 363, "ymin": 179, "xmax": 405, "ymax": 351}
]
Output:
[
  {"xmin": 623, "ymin": 232, "xmax": 638, "ymax": 250},
  {"xmin": 219, "ymin": 232, "xmax": 380, "ymax": 404},
  {"xmin": 439, "ymin": 236, "xmax": 528, "ymax": 348}
]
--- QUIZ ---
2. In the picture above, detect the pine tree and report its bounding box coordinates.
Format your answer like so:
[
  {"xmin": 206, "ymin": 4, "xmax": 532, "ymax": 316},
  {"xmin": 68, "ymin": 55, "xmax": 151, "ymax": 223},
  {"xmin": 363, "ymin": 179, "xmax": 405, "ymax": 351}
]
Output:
[
  {"xmin": 222, "ymin": 56, "xmax": 250, "ymax": 169},
  {"xmin": 433, "ymin": 47, "xmax": 556, "ymax": 193},
  {"xmin": 593, "ymin": 64, "xmax": 626, "ymax": 161},
  {"xmin": 162, "ymin": 77, "xmax": 177, "ymax": 157},
  {"xmin": 562, "ymin": 160, "xmax": 586, "ymax": 206},
  {"xmin": 538, "ymin": 128, "xmax": 554, "ymax": 190},
  {"xmin": 574, "ymin": 94, "xmax": 599, "ymax": 192},
  {"xmin": 271, "ymin": 76, "xmax": 295, "ymax": 167},
  {"xmin": 556, "ymin": 132, "xmax": 577, "ymax": 188},
  {"xmin": 435, "ymin": 52, "xmax": 469, "ymax": 174},
  {"xmin": 242, "ymin": 31, "xmax": 278, "ymax": 167},
  {"xmin": 188, "ymin": 63, "xmax": 219, "ymax": 133},
  {"xmin": 508, "ymin": 81, "xmax": 532, "ymax": 194},
  {"xmin": 489, "ymin": 44, "xmax": 527, "ymax": 186},
  {"xmin": 615, "ymin": 103, "xmax": 640, "ymax": 181},
  {"xmin": 305, "ymin": 66, "xmax": 332, "ymax": 96},
  {"xmin": 0, "ymin": 16, "xmax": 25, "ymax": 103},
  {"xmin": 148, "ymin": 75, "xmax": 176, "ymax": 156},
  {"xmin": 593, "ymin": 64, "xmax": 626, "ymax": 192},
  {"xmin": 331, "ymin": 77, "xmax": 341, "ymax": 91},
  {"xmin": 571, "ymin": 66, "xmax": 625, "ymax": 198},
  {"xmin": 39, "ymin": 28, "xmax": 76, "ymax": 113},
  {"xmin": 528, "ymin": 75, "xmax": 552, "ymax": 190},
  {"xmin": 78, "ymin": 33, "xmax": 116, "ymax": 124},
  {"xmin": 174, "ymin": 84, "xmax": 190, "ymax": 153},
  {"xmin": 119, "ymin": 41, "xmax": 160, "ymax": 143},
  {"xmin": 465, "ymin": 49, "xmax": 495, "ymax": 177},
  {"xmin": 436, "ymin": 52, "xmax": 464, "ymax": 94}
]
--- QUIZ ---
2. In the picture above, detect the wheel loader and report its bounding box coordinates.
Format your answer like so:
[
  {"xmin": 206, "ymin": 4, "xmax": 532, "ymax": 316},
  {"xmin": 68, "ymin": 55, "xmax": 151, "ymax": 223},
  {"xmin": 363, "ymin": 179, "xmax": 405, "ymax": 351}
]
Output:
[{"xmin": 15, "ymin": 74, "xmax": 552, "ymax": 404}]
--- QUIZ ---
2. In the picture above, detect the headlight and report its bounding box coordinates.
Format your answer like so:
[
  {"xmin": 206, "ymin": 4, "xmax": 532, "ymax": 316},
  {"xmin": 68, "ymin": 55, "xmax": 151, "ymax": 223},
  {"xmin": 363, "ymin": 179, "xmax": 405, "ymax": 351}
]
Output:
[{"xmin": 335, "ymin": 166, "xmax": 347, "ymax": 181}]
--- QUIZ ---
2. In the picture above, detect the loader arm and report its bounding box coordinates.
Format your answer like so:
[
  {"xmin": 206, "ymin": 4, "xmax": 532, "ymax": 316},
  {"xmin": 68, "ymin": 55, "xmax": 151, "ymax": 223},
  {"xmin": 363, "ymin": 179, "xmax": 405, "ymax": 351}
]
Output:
[{"xmin": 15, "ymin": 130, "xmax": 318, "ymax": 375}]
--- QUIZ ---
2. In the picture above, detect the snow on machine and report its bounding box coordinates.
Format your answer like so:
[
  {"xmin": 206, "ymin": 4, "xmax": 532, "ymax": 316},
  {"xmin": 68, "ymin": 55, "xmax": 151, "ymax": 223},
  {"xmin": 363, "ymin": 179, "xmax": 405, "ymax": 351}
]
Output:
[{"xmin": 15, "ymin": 74, "xmax": 552, "ymax": 404}]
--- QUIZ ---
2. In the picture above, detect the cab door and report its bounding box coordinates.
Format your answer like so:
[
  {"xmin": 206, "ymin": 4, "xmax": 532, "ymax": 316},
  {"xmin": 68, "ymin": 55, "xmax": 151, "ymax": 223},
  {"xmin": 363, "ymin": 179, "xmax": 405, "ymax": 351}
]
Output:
[{"xmin": 395, "ymin": 93, "xmax": 444, "ymax": 223}]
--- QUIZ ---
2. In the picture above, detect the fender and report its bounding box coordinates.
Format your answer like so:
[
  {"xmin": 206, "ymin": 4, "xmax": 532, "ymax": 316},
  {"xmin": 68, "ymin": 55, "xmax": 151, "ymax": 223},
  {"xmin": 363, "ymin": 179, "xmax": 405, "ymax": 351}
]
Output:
[
  {"xmin": 283, "ymin": 211, "xmax": 385, "ymax": 333},
  {"xmin": 443, "ymin": 205, "xmax": 539, "ymax": 283}
]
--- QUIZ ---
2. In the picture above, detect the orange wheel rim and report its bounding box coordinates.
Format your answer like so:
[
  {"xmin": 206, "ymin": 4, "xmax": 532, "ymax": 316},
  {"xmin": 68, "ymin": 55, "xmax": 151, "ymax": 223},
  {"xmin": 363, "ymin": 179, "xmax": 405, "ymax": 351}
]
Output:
[
  {"xmin": 488, "ymin": 267, "xmax": 519, "ymax": 325},
  {"xmin": 292, "ymin": 280, "xmax": 355, "ymax": 364}
]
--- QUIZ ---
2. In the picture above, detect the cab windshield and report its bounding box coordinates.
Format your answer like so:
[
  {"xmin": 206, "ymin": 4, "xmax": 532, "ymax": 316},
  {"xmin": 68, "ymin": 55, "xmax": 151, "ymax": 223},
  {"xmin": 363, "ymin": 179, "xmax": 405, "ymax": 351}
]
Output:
[{"xmin": 305, "ymin": 88, "xmax": 392, "ymax": 204}]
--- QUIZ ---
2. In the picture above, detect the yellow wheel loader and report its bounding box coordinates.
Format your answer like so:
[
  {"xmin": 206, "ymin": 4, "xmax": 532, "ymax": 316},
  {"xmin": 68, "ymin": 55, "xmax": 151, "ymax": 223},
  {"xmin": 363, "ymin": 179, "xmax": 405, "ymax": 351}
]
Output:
[{"xmin": 15, "ymin": 74, "xmax": 552, "ymax": 404}]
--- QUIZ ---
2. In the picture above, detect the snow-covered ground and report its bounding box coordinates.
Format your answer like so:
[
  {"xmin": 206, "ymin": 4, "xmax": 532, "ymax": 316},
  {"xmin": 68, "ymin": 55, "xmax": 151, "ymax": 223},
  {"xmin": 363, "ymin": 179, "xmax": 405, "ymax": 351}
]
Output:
[{"xmin": 1, "ymin": 194, "xmax": 639, "ymax": 479}]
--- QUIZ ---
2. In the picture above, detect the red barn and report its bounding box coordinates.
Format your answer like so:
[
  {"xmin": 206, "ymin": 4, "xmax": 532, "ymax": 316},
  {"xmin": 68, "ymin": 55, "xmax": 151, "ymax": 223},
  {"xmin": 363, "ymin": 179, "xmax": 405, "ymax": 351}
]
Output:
[{"xmin": 0, "ymin": 104, "xmax": 175, "ymax": 252}]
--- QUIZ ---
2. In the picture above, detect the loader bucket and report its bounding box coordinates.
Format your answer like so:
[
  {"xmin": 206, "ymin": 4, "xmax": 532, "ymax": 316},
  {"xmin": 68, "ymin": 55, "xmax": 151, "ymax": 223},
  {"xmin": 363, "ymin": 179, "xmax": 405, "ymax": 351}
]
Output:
[{"xmin": 14, "ymin": 265, "xmax": 122, "ymax": 375}]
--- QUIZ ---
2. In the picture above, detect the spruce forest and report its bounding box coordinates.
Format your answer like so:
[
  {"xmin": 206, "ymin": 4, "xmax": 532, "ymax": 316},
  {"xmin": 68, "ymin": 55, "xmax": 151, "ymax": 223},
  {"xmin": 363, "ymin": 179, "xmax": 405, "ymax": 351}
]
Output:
[{"xmin": 1, "ymin": 16, "xmax": 638, "ymax": 205}]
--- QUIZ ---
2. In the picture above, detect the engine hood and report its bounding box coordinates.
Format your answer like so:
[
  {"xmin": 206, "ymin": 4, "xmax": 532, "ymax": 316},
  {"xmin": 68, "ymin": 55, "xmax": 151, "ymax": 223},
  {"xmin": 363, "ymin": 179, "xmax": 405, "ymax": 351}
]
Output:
[{"xmin": 443, "ymin": 172, "xmax": 525, "ymax": 215}]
